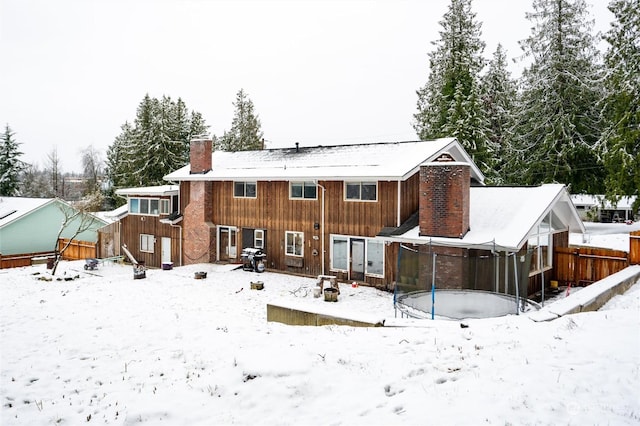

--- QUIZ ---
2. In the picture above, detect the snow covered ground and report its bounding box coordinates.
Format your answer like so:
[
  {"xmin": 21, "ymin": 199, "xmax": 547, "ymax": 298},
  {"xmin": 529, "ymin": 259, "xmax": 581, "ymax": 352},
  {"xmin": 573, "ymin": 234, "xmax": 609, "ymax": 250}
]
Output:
[{"xmin": 1, "ymin": 226, "xmax": 639, "ymax": 425}]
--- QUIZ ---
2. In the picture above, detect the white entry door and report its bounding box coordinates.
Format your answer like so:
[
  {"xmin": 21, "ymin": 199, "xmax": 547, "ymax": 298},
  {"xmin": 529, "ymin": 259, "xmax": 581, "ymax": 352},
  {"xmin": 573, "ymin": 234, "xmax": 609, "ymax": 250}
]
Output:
[{"xmin": 161, "ymin": 237, "xmax": 172, "ymax": 264}]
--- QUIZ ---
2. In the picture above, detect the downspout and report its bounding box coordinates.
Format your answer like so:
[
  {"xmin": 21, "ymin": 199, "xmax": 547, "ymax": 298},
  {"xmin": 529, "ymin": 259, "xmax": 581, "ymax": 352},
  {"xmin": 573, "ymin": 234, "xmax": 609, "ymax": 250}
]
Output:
[
  {"xmin": 397, "ymin": 180, "xmax": 401, "ymax": 227},
  {"xmin": 317, "ymin": 182, "xmax": 326, "ymax": 275}
]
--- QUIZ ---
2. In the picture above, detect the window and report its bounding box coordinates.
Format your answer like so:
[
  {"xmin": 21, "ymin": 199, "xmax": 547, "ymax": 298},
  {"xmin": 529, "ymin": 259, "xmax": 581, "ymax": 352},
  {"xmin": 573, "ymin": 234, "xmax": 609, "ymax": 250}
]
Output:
[
  {"xmin": 366, "ymin": 239, "xmax": 384, "ymax": 276},
  {"xmin": 160, "ymin": 199, "xmax": 170, "ymax": 214},
  {"xmin": 149, "ymin": 199, "xmax": 159, "ymax": 215},
  {"xmin": 285, "ymin": 231, "xmax": 303, "ymax": 256},
  {"xmin": 128, "ymin": 197, "xmax": 162, "ymax": 216},
  {"xmin": 528, "ymin": 211, "xmax": 564, "ymax": 275},
  {"xmin": 345, "ymin": 182, "xmax": 377, "ymax": 201},
  {"xmin": 254, "ymin": 229, "xmax": 264, "ymax": 249},
  {"xmin": 290, "ymin": 181, "xmax": 317, "ymax": 199},
  {"xmin": 234, "ymin": 181, "xmax": 257, "ymax": 198},
  {"xmin": 140, "ymin": 234, "xmax": 155, "ymax": 253},
  {"xmin": 129, "ymin": 198, "xmax": 140, "ymax": 214},
  {"xmin": 330, "ymin": 235, "xmax": 385, "ymax": 277},
  {"xmin": 331, "ymin": 236, "xmax": 348, "ymax": 270}
]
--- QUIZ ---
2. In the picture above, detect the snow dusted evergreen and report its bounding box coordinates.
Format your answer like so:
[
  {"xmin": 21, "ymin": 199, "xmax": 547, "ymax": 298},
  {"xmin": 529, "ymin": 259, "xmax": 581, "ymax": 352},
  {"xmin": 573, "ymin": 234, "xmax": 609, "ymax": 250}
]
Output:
[
  {"xmin": 511, "ymin": 0, "xmax": 604, "ymax": 193},
  {"xmin": 413, "ymin": 0, "xmax": 493, "ymax": 178},
  {"xmin": 218, "ymin": 89, "xmax": 264, "ymax": 152},
  {"xmin": 0, "ymin": 124, "xmax": 25, "ymax": 196},
  {"xmin": 106, "ymin": 94, "xmax": 208, "ymax": 189},
  {"xmin": 599, "ymin": 0, "xmax": 640, "ymax": 210},
  {"xmin": 479, "ymin": 44, "xmax": 518, "ymax": 184}
]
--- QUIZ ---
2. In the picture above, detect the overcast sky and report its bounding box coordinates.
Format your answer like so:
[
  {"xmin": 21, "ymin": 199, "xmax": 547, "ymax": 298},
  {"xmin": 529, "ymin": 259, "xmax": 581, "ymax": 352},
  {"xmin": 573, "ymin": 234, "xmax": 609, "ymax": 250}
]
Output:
[{"xmin": 1, "ymin": 0, "xmax": 612, "ymax": 173}]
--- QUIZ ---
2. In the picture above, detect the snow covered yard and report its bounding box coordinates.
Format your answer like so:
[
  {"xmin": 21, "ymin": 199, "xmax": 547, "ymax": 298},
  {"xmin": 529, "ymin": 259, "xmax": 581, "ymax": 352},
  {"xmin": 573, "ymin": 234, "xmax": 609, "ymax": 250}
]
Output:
[{"xmin": 1, "ymin": 259, "xmax": 639, "ymax": 425}]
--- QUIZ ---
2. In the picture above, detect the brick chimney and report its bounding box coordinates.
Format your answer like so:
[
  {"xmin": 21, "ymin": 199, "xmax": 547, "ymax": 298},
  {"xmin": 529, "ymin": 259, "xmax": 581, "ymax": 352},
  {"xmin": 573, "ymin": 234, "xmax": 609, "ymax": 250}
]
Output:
[
  {"xmin": 190, "ymin": 137, "xmax": 212, "ymax": 174},
  {"xmin": 419, "ymin": 153, "xmax": 470, "ymax": 238}
]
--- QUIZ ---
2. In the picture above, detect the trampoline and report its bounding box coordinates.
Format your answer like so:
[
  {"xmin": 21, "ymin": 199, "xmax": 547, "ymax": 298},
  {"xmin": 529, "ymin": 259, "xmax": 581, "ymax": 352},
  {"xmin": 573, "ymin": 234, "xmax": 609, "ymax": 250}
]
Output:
[
  {"xmin": 394, "ymin": 243, "xmax": 540, "ymax": 320},
  {"xmin": 395, "ymin": 289, "xmax": 540, "ymax": 320}
]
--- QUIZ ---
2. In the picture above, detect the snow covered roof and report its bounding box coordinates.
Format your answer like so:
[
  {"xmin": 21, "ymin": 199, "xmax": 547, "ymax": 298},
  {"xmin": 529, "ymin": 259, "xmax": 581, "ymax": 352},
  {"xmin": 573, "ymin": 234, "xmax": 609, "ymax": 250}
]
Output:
[
  {"xmin": 380, "ymin": 184, "xmax": 585, "ymax": 252},
  {"xmin": 115, "ymin": 185, "xmax": 179, "ymax": 197},
  {"xmin": 571, "ymin": 194, "xmax": 637, "ymax": 210},
  {"xmin": 164, "ymin": 138, "xmax": 485, "ymax": 183},
  {"xmin": 0, "ymin": 197, "xmax": 55, "ymax": 229},
  {"xmin": 94, "ymin": 204, "xmax": 129, "ymax": 223}
]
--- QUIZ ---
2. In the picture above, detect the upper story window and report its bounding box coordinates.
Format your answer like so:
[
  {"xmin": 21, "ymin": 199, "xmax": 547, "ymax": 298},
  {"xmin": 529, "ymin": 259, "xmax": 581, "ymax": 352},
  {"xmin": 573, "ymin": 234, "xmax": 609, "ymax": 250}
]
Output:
[
  {"xmin": 290, "ymin": 181, "xmax": 317, "ymax": 200},
  {"xmin": 345, "ymin": 181, "xmax": 377, "ymax": 201},
  {"xmin": 129, "ymin": 197, "xmax": 160, "ymax": 215},
  {"xmin": 234, "ymin": 181, "xmax": 257, "ymax": 198},
  {"xmin": 160, "ymin": 199, "xmax": 170, "ymax": 214}
]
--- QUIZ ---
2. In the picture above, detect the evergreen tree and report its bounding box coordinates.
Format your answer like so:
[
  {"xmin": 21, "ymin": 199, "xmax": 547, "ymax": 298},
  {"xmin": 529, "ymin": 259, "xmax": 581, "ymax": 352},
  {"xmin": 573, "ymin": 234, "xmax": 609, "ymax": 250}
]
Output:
[
  {"xmin": 513, "ymin": 0, "xmax": 604, "ymax": 193},
  {"xmin": 0, "ymin": 124, "xmax": 25, "ymax": 196},
  {"xmin": 479, "ymin": 44, "xmax": 518, "ymax": 184},
  {"xmin": 413, "ymin": 0, "xmax": 492, "ymax": 175},
  {"xmin": 599, "ymin": 0, "xmax": 640, "ymax": 210},
  {"xmin": 106, "ymin": 94, "xmax": 209, "ymax": 190},
  {"xmin": 219, "ymin": 89, "xmax": 264, "ymax": 151}
]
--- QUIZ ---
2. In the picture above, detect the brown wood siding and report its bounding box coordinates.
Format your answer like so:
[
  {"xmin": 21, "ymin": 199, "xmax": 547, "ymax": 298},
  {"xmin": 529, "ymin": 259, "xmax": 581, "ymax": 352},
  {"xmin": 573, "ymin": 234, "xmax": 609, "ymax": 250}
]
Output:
[
  {"xmin": 400, "ymin": 172, "xmax": 420, "ymax": 223},
  {"xmin": 119, "ymin": 214, "xmax": 181, "ymax": 268},
  {"xmin": 209, "ymin": 180, "xmax": 401, "ymax": 286},
  {"xmin": 180, "ymin": 181, "xmax": 190, "ymax": 213}
]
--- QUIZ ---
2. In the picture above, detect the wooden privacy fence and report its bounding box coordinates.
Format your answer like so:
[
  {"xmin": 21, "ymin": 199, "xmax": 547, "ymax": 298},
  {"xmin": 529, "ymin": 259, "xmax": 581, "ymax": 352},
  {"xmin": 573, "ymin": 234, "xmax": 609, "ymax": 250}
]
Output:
[
  {"xmin": 58, "ymin": 239, "xmax": 97, "ymax": 261},
  {"xmin": 0, "ymin": 251, "xmax": 55, "ymax": 269},
  {"xmin": 631, "ymin": 231, "xmax": 640, "ymax": 265},
  {"xmin": 555, "ymin": 246, "xmax": 629, "ymax": 286}
]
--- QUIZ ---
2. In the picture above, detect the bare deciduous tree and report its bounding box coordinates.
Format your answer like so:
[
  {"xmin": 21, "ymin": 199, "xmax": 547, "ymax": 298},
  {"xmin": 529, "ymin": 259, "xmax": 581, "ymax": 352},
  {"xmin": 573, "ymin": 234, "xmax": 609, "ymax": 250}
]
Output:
[{"xmin": 51, "ymin": 200, "xmax": 101, "ymax": 275}]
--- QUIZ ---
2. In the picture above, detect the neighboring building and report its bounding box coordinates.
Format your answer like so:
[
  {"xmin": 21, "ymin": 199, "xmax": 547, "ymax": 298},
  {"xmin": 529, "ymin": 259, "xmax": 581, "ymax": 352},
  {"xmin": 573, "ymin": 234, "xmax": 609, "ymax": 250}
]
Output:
[
  {"xmin": 157, "ymin": 137, "xmax": 584, "ymax": 295},
  {"xmin": 106, "ymin": 186, "xmax": 182, "ymax": 268},
  {"xmin": 571, "ymin": 194, "xmax": 638, "ymax": 222},
  {"xmin": 0, "ymin": 197, "xmax": 107, "ymax": 268}
]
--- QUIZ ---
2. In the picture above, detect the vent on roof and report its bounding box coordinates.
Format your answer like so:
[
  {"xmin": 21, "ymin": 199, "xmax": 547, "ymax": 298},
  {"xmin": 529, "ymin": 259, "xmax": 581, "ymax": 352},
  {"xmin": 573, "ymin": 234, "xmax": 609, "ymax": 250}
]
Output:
[{"xmin": 0, "ymin": 209, "xmax": 17, "ymax": 220}]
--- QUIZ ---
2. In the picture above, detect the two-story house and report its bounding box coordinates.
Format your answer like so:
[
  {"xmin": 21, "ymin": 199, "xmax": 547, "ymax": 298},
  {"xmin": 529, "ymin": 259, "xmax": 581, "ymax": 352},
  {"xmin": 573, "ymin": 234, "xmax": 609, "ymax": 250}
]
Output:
[
  {"xmin": 164, "ymin": 137, "xmax": 484, "ymax": 288},
  {"xmin": 159, "ymin": 137, "xmax": 585, "ymax": 298}
]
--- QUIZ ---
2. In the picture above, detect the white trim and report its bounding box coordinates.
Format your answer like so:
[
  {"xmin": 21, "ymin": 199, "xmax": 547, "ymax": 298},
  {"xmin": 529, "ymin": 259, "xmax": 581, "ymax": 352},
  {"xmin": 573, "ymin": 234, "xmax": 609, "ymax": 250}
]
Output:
[
  {"xmin": 285, "ymin": 230, "xmax": 304, "ymax": 257},
  {"xmin": 140, "ymin": 233, "xmax": 155, "ymax": 253}
]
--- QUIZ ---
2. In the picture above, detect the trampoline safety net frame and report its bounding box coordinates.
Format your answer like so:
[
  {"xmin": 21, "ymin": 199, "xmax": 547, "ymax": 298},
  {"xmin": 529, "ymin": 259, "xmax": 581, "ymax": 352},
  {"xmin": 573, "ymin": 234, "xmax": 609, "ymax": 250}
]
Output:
[{"xmin": 394, "ymin": 242, "xmax": 539, "ymax": 320}]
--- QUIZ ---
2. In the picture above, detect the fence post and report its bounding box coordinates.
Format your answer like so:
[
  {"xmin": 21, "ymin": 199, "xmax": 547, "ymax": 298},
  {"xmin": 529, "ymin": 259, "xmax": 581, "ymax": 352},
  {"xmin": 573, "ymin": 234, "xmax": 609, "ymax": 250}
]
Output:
[{"xmin": 631, "ymin": 231, "xmax": 640, "ymax": 265}]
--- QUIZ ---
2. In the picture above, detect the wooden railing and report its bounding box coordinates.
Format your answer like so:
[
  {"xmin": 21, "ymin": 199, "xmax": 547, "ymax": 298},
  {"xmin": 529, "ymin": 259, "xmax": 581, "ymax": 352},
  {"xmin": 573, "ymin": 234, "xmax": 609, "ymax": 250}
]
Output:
[
  {"xmin": 58, "ymin": 239, "xmax": 97, "ymax": 261},
  {"xmin": 554, "ymin": 246, "xmax": 629, "ymax": 286}
]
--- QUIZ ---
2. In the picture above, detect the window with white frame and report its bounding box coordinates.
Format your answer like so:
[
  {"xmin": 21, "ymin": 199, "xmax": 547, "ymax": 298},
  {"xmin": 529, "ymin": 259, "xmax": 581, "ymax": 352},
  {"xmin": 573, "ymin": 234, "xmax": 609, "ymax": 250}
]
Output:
[
  {"xmin": 331, "ymin": 236, "xmax": 348, "ymax": 270},
  {"xmin": 140, "ymin": 234, "xmax": 155, "ymax": 253},
  {"xmin": 290, "ymin": 181, "xmax": 317, "ymax": 199},
  {"xmin": 160, "ymin": 199, "xmax": 170, "ymax": 214},
  {"xmin": 129, "ymin": 198, "xmax": 160, "ymax": 215},
  {"xmin": 528, "ymin": 212, "xmax": 565, "ymax": 275},
  {"xmin": 345, "ymin": 181, "xmax": 377, "ymax": 201},
  {"xmin": 254, "ymin": 229, "xmax": 264, "ymax": 249},
  {"xmin": 366, "ymin": 239, "xmax": 384, "ymax": 276},
  {"xmin": 285, "ymin": 231, "xmax": 303, "ymax": 256},
  {"xmin": 234, "ymin": 181, "xmax": 257, "ymax": 198},
  {"xmin": 330, "ymin": 235, "xmax": 385, "ymax": 277}
]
